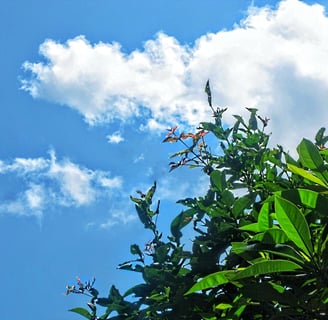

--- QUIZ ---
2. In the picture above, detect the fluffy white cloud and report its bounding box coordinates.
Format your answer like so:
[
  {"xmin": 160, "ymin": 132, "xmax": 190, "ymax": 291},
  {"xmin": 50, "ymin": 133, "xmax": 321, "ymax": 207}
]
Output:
[
  {"xmin": 106, "ymin": 131, "xmax": 124, "ymax": 144},
  {"xmin": 21, "ymin": 0, "xmax": 328, "ymax": 151},
  {"xmin": 0, "ymin": 149, "xmax": 122, "ymax": 218}
]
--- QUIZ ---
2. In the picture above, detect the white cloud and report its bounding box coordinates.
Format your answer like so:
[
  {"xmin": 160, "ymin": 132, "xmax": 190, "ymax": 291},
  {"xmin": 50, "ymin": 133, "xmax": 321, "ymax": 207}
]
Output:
[
  {"xmin": 157, "ymin": 173, "xmax": 209, "ymax": 202},
  {"xmin": 21, "ymin": 0, "xmax": 328, "ymax": 151},
  {"xmin": 0, "ymin": 149, "xmax": 122, "ymax": 217},
  {"xmin": 0, "ymin": 157, "xmax": 49, "ymax": 175},
  {"xmin": 99, "ymin": 210, "xmax": 137, "ymax": 229},
  {"xmin": 133, "ymin": 153, "xmax": 144, "ymax": 163},
  {"xmin": 106, "ymin": 131, "xmax": 124, "ymax": 144}
]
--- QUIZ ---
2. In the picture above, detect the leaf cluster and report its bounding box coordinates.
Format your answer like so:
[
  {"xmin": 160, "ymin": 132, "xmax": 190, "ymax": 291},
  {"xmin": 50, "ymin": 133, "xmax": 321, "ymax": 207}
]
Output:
[{"xmin": 68, "ymin": 82, "xmax": 328, "ymax": 319}]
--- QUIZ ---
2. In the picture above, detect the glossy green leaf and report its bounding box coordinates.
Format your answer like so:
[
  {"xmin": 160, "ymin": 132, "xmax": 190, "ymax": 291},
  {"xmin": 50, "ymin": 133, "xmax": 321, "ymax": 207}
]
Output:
[
  {"xmin": 287, "ymin": 164, "xmax": 327, "ymax": 187},
  {"xmin": 258, "ymin": 202, "xmax": 271, "ymax": 231},
  {"xmin": 297, "ymin": 138, "xmax": 324, "ymax": 170},
  {"xmin": 231, "ymin": 259, "xmax": 301, "ymax": 280},
  {"xmin": 275, "ymin": 195, "xmax": 313, "ymax": 256},
  {"xmin": 239, "ymin": 223, "xmax": 260, "ymax": 232},
  {"xmin": 214, "ymin": 303, "xmax": 232, "ymax": 310},
  {"xmin": 69, "ymin": 308, "xmax": 92, "ymax": 319},
  {"xmin": 297, "ymin": 138, "xmax": 328, "ymax": 184},
  {"xmin": 185, "ymin": 270, "xmax": 232, "ymax": 295},
  {"xmin": 280, "ymin": 188, "xmax": 328, "ymax": 214}
]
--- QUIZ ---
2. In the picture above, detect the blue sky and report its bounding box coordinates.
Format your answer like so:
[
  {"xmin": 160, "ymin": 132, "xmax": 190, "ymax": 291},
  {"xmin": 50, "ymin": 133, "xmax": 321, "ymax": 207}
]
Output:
[{"xmin": 1, "ymin": 0, "xmax": 328, "ymax": 319}]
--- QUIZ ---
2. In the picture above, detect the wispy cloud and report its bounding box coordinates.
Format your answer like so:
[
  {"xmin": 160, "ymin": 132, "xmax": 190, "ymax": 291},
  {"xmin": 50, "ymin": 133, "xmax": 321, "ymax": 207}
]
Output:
[
  {"xmin": 99, "ymin": 210, "xmax": 137, "ymax": 229},
  {"xmin": 21, "ymin": 0, "xmax": 328, "ymax": 151},
  {"xmin": 0, "ymin": 149, "xmax": 122, "ymax": 218},
  {"xmin": 133, "ymin": 153, "xmax": 144, "ymax": 163}
]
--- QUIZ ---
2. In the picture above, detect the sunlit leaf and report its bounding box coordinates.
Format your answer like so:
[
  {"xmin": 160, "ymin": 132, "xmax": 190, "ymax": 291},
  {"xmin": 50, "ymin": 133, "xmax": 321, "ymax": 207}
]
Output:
[
  {"xmin": 275, "ymin": 195, "xmax": 313, "ymax": 256},
  {"xmin": 230, "ymin": 259, "xmax": 301, "ymax": 281},
  {"xmin": 297, "ymin": 138, "xmax": 324, "ymax": 169},
  {"xmin": 297, "ymin": 138, "xmax": 328, "ymax": 184},
  {"xmin": 185, "ymin": 270, "xmax": 232, "ymax": 295},
  {"xmin": 287, "ymin": 163, "xmax": 327, "ymax": 187},
  {"xmin": 258, "ymin": 202, "xmax": 272, "ymax": 231}
]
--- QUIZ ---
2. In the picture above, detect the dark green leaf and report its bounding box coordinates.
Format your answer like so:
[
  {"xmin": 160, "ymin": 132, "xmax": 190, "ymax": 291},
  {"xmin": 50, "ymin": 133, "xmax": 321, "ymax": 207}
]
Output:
[
  {"xmin": 69, "ymin": 308, "xmax": 92, "ymax": 319},
  {"xmin": 210, "ymin": 170, "xmax": 226, "ymax": 192},
  {"xmin": 232, "ymin": 193, "xmax": 255, "ymax": 217}
]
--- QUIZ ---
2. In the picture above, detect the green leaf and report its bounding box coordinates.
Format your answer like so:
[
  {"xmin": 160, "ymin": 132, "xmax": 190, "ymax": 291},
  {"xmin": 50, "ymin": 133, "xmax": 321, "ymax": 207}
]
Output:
[
  {"xmin": 145, "ymin": 181, "xmax": 156, "ymax": 204},
  {"xmin": 69, "ymin": 308, "xmax": 92, "ymax": 319},
  {"xmin": 263, "ymin": 244, "xmax": 306, "ymax": 265},
  {"xmin": 231, "ymin": 259, "xmax": 301, "ymax": 280},
  {"xmin": 185, "ymin": 270, "xmax": 232, "ymax": 295},
  {"xmin": 275, "ymin": 195, "xmax": 313, "ymax": 256},
  {"xmin": 135, "ymin": 204, "xmax": 152, "ymax": 229},
  {"xmin": 287, "ymin": 164, "xmax": 327, "ymax": 187},
  {"xmin": 130, "ymin": 244, "xmax": 143, "ymax": 258},
  {"xmin": 123, "ymin": 283, "xmax": 149, "ymax": 298},
  {"xmin": 239, "ymin": 223, "xmax": 260, "ymax": 232},
  {"xmin": 109, "ymin": 285, "xmax": 123, "ymax": 304},
  {"xmin": 232, "ymin": 193, "xmax": 255, "ymax": 217},
  {"xmin": 280, "ymin": 188, "xmax": 328, "ymax": 214},
  {"xmin": 96, "ymin": 298, "xmax": 112, "ymax": 307},
  {"xmin": 262, "ymin": 228, "xmax": 289, "ymax": 244},
  {"xmin": 210, "ymin": 170, "xmax": 226, "ymax": 192},
  {"xmin": 214, "ymin": 303, "xmax": 232, "ymax": 310},
  {"xmin": 297, "ymin": 138, "xmax": 328, "ymax": 184},
  {"xmin": 315, "ymin": 127, "xmax": 326, "ymax": 145},
  {"xmin": 155, "ymin": 244, "xmax": 170, "ymax": 263},
  {"xmin": 258, "ymin": 202, "xmax": 272, "ymax": 231},
  {"xmin": 297, "ymin": 138, "xmax": 324, "ymax": 170},
  {"xmin": 170, "ymin": 209, "xmax": 195, "ymax": 243},
  {"xmin": 221, "ymin": 190, "xmax": 235, "ymax": 207}
]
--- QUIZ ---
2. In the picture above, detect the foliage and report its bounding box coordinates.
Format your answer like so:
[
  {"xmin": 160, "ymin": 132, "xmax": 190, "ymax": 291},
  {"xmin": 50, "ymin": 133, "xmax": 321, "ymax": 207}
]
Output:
[{"xmin": 67, "ymin": 81, "xmax": 328, "ymax": 319}]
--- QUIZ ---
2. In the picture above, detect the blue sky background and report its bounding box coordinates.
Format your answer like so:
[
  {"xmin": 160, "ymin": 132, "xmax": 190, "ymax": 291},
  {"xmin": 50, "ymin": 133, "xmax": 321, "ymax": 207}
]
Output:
[{"xmin": 1, "ymin": 0, "xmax": 328, "ymax": 319}]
